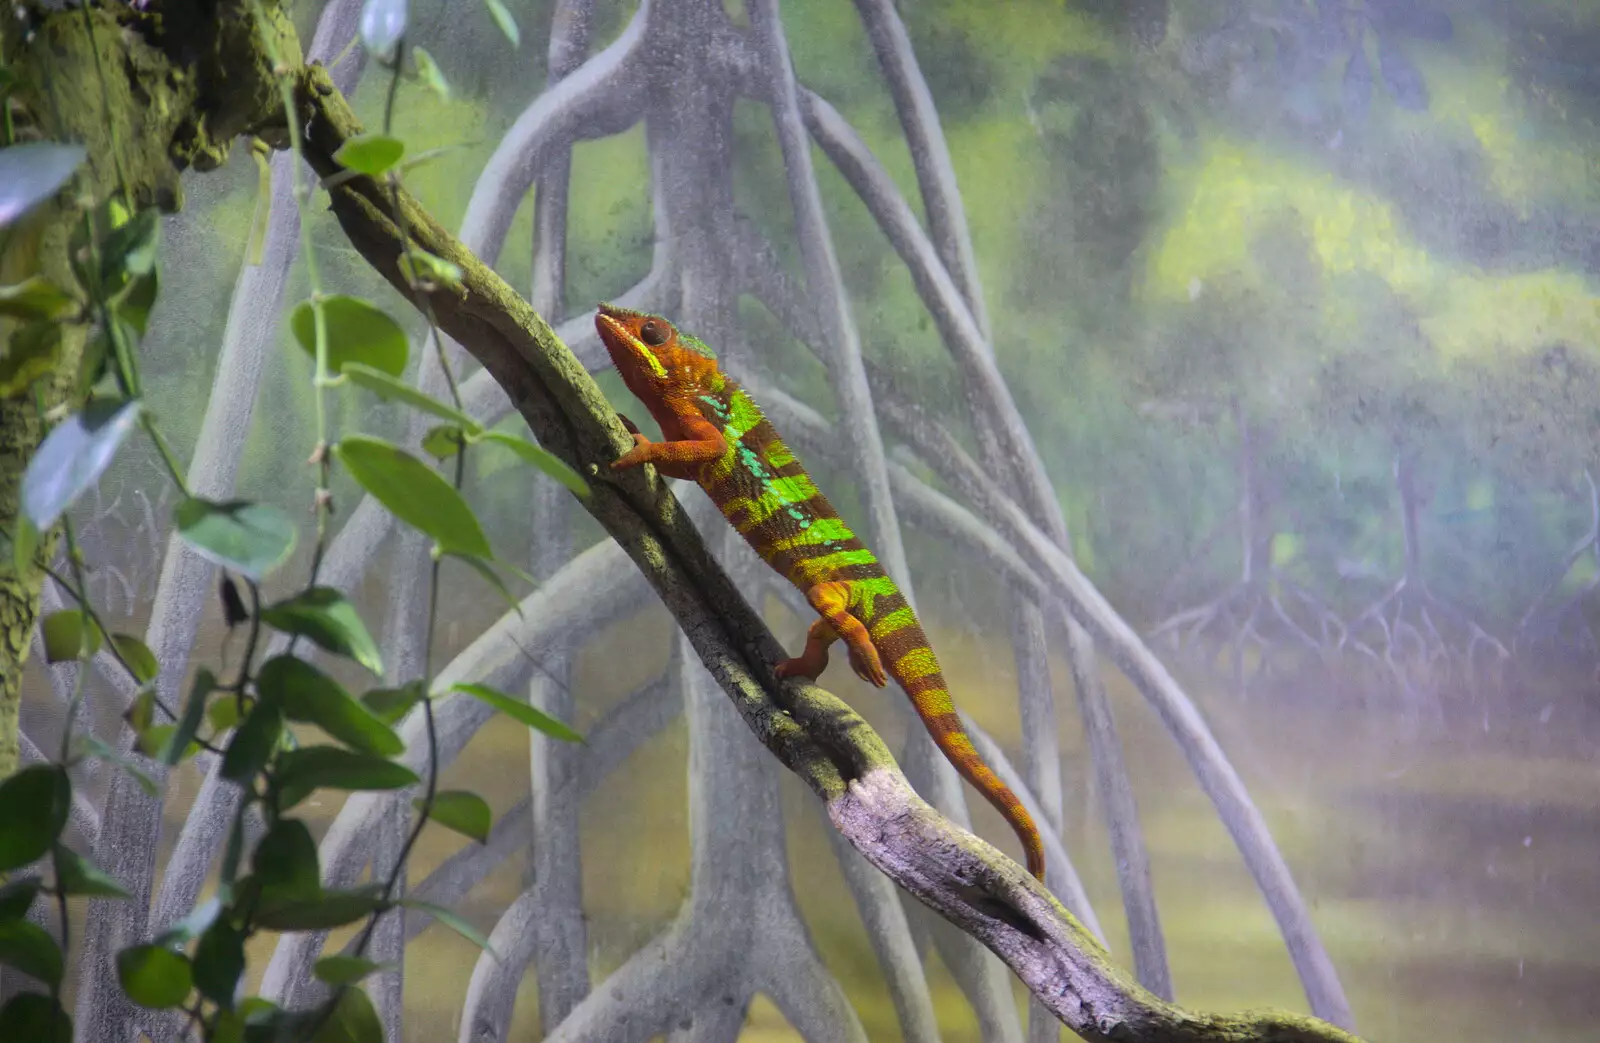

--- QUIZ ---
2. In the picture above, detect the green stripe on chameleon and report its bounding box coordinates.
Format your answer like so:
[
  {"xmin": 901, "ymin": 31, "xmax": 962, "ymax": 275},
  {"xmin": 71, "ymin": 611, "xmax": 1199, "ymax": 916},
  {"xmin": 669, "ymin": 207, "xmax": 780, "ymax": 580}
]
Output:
[
  {"xmin": 766, "ymin": 440, "xmax": 796, "ymax": 468},
  {"xmin": 725, "ymin": 389, "xmax": 763, "ymax": 441},
  {"xmin": 869, "ymin": 606, "xmax": 917, "ymax": 642},
  {"xmin": 847, "ymin": 576, "xmax": 899, "ymax": 621},
  {"xmin": 795, "ymin": 548, "xmax": 878, "ymax": 584},
  {"xmin": 892, "ymin": 647, "xmax": 940, "ymax": 682},
  {"xmin": 770, "ymin": 517, "xmax": 854, "ymax": 551},
  {"xmin": 729, "ymin": 473, "xmax": 820, "ymax": 530}
]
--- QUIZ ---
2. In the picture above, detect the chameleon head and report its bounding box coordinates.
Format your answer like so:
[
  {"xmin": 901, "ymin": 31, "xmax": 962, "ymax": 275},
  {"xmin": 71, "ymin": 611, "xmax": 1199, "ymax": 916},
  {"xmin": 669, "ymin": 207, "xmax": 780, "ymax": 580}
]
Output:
[{"xmin": 594, "ymin": 303, "xmax": 720, "ymax": 401}]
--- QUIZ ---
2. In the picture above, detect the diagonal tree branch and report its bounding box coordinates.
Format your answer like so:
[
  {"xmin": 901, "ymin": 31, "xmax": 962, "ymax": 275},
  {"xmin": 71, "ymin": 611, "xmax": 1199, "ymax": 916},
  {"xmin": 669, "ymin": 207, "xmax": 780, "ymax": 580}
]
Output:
[{"xmin": 292, "ymin": 65, "xmax": 1365, "ymax": 1043}]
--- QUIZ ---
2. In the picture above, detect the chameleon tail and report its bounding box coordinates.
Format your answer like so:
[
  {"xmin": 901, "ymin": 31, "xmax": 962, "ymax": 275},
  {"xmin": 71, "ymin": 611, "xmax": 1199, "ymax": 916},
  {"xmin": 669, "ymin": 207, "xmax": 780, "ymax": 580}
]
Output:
[{"xmin": 886, "ymin": 627, "xmax": 1046, "ymax": 881}]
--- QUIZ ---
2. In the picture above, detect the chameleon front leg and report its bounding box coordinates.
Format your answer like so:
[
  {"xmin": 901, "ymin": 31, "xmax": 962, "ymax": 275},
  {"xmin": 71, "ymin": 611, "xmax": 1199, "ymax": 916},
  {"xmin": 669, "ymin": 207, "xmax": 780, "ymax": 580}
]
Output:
[
  {"xmin": 611, "ymin": 411, "xmax": 727, "ymax": 481},
  {"xmin": 775, "ymin": 580, "xmax": 887, "ymax": 687}
]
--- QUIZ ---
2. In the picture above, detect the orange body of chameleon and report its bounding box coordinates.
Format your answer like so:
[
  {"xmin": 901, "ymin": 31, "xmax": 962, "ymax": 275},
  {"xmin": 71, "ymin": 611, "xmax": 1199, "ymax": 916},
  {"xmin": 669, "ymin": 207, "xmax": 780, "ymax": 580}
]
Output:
[{"xmin": 595, "ymin": 303, "xmax": 1045, "ymax": 881}]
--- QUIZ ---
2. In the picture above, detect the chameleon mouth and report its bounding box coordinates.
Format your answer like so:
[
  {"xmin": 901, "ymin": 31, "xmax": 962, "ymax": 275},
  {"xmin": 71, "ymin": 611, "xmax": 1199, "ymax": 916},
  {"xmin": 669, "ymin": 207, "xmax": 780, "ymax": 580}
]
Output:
[{"xmin": 594, "ymin": 304, "xmax": 666, "ymax": 379}]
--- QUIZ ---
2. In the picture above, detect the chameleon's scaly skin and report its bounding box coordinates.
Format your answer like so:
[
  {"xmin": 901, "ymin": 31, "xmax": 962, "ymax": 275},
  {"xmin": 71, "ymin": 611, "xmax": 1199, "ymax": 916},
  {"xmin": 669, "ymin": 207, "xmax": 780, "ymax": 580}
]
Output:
[{"xmin": 595, "ymin": 303, "xmax": 1046, "ymax": 881}]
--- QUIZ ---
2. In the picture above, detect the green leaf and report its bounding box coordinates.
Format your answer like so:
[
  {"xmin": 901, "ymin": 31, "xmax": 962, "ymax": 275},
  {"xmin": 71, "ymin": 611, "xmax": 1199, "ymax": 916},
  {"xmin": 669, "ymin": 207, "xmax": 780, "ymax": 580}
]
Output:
[
  {"xmin": 397, "ymin": 247, "xmax": 462, "ymax": 289},
  {"xmin": 411, "ymin": 45, "xmax": 451, "ymax": 100},
  {"xmin": 252, "ymin": 819, "xmax": 320, "ymax": 903},
  {"xmin": 0, "ymin": 880, "xmax": 40, "ymax": 922},
  {"xmin": 420, "ymin": 424, "xmax": 465, "ymax": 460},
  {"xmin": 220, "ymin": 702, "xmax": 284, "ymax": 782},
  {"xmin": 290, "ymin": 294, "xmax": 409, "ymax": 379},
  {"xmin": 0, "ymin": 276, "xmax": 77, "ymax": 321},
  {"xmin": 448, "ymin": 682, "xmax": 582, "ymax": 743},
  {"xmin": 257, "ymin": 588, "xmax": 384, "ymax": 677},
  {"xmin": 471, "ymin": 430, "xmax": 590, "ymax": 498},
  {"xmin": 419, "ymin": 790, "xmax": 491, "ymax": 844},
  {"xmin": 117, "ymin": 267, "xmax": 160, "ymax": 337},
  {"xmin": 81, "ymin": 734, "xmax": 159, "ymax": 797},
  {"xmin": 275, "ymin": 746, "xmax": 420, "ymax": 810},
  {"xmin": 99, "ymin": 207, "xmax": 160, "ymax": 283},
  {"xmin": 312, "ymin": 984, "xmax": 383, "ymax": 1043},
  {"xmin": 160, "ymin": 668, "xmax": 214, "ymax": 767},
  {"xmin": 446, "ymin": 552, "xmax": 524, "ymax": 617},
  {"xmin": 257, "ymin": 656, "xmax": 403, "ymax": 757},
  {"xmin": 334, "ymin": 434, "xmax": 492, "ymax": 557},
  {"xmin": 40, "ymin": 608, "xmax": 102, "ymax": 662},
  {"xmin": 398, "ymin": 897, "xmax": 495, "ymax": 955},
  {"xmin": 0, "ymin": 920, "xmax": 62, "ymax": 987},
  {"xmin": 153, "ymin": 896, "xmax": 221, "ymax": 946},
  {"xmin": 174, "ymin": 498, "xmax": 297, "ymax": 580},
  {"xmin": 0, "ymin": 321, "xmax": 63, "ymax": 399},
  {"xmin": 116, "ymin": 943, "xmax": 194, "ymax": 1009},
  {"xmin": 21, "ymin": 398, "xmax": 141, "ymax": 531},
  {"xmin": 138, "ymin": 723, "xmax": 194, "ymax": 762},
  {"xmin": 54, "ymin": 844, "xmax": 131, "ymax": 898},
  {"xmin": 334, "ymin": 134, "xmax": 405, "ymax": 177},
  {"xmin": 192, "ymin": 919, "xmax": 247, "ymax": 1008},
  {"xmin": 0, "ymin": 766, "xmax": 69, "ymax": 871},
  {"xmin": 0, "ymin": 992, "xmax": 71, "ymax": 1043},
  {"xmin": 481, "ymin": 0, "xmax": 519, "ymax": 47},
  {"xmin": 340, "ymin": 363, "xmax": 481, "ymax": 432},
  {"xmin": 109, "ymin": 632, "xmax": 159, "ymax": 685},
  {"xmin": 207, "ymin": 696, "xmax": 244, "ymax": 735},
  {"xmin": 313, "ymin": 955, "xmax": 389, "ymax": 986},
  {"xmin": 358, "ymin": 0, "xmax": 406, "ymax": 60},
  {"xmin": 360, "ymin": 682, "xmax": 423, "ymax": 725},
  {"xmin": 254, "ymin": 886, "xmax": 387, "ymax": 932},
  {"xmin": 0, "ymin": 142, "xmax": 86, "ymax": 228}
]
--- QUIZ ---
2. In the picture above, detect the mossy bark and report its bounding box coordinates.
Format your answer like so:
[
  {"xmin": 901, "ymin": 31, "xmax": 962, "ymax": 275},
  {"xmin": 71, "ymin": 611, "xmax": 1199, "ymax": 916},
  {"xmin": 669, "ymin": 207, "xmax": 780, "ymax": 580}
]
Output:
[{"xmin": 0, "ymin": 0, "xmax": 295, "ymax": 778}]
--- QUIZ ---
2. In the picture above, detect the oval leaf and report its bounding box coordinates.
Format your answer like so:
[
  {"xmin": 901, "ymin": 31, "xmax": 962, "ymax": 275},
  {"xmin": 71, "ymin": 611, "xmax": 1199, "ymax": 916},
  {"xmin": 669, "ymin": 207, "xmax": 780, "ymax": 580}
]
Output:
[
  {"xmin": 360, "ymin": 681, "xmax": 423, "ymax": 725},
  {"xmin": 398, "ymin": 897, "xmax": 495, "ymax": 955},
  {"xmin": 220, "ymin": 702, "xmax": 284, "ymax": 782},
  {"xmin": 255, "ymin": 887, "xmax": 387, "ymax": 932},
  {"xmin": 290, "ymin": 295, "xmax": 409, "ymax": 379},
  {"xmin": 0, "ymin": 880, "xmax": 40, "ymax": 922},
  {"xmin": 0, "ymin": 920, "xmax": 63, "ymax": 987},
  {"xmin": 41, "ymin": 609, "xmax": 101, "ymax": 662},
  {"xmin": 418, "ymin": 790, "xmax": 490, "ymax": 844},
  {"xmin": 313, "ymin": 983, "xmax": 383, "ymax": 1043},
  {"xmin": 116, "ymin": 944, "xmax": 194, "ymax": 1009},
  {"xmin": 334, "ymin": 435, "xmax": 491, "ymax": 557},
  {"xmin": 0, "ymin": 766, "xmax": 69, "ymax": 871},
  {"xmin": 313, "ymin": 955, "xmax": 390, "ymax": 986},
  {"xmin": 447, "ymin": 682, "xmax": 582, "ymax": 742},
  {"xmin": 253, "ymin": 818, "xmax": 321, "ymax": 903},
  {"xmin": 275, "ymin": 746, "xmax": 420, "ymax": 810},
  {"xmin": 421, "ymin": 424, "xmax": 465, "ymax": 460},
  {"xmin": 359, "ymin": 0, "xmax": 407, "ymax": 60},
  {"xmin": 412, "ymin": 46, "xmax": 451, "ymax": 100},
  {"xmin": 174, "ymin": 498, "xmax": 297, "ymax": 580},
  {"xmin": 192, "ymin": 919, "xmax": 247, "ymax": 1007},
  {"xmin": 0, "ymin": 142, "xmax": 86, "ymax": 228},
  {"xmin": 0, "ymin": 993, "xmax": 71, "ymax": 1043},
  {"xmin": 334, "ymin": 134, "xmax": 405, "ymax": 178},
  {"xmin": 54, "ymin": 844, "xmax": 131, "ymax": 898},
  {"xmin": 109, "ymin": 632, "xmax": 160, "ymax": 685},
  {"xmin": 0, "ymin": 276, "xmax": 77, "ymax": 321},
  {"xmin": 472, "ymin": 430, "xmax": 589, "ymax": 498},
  {"xmin": 256, "ymin": 656, "xmax": 402, "ymax": 757},
  {"xmin": 258, "ymin": 588, "xmax": 384, "ymax": 677},
  {"xmin": 340, "ymin": 363, "xmax": 481, "ymax": 432},
  {"xmin": 161, "ymin": 668, "xmax": 215, "ymax": 767},
  {"xmin": 21, "ymin": 399, "xmax": 141, "ymax": 531},
  {"xmin": 481, "ymin": 0, "xmax": 519, "ymax": 47}
]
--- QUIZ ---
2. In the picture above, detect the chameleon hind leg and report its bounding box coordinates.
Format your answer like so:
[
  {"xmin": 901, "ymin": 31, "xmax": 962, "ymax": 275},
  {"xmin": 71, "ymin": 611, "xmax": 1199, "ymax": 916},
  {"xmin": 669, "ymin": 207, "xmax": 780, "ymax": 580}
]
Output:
[{"xmin": 774, "ymin": 580, "xmax": 887, "ymax": 688}]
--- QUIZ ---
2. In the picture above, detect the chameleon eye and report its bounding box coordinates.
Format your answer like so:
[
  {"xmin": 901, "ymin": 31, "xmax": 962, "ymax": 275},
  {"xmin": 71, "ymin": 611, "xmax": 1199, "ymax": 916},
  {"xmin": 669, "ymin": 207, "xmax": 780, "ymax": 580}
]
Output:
[{"xmin": 639, "ymin": 319, "xmax": 671, "ymax": 347}]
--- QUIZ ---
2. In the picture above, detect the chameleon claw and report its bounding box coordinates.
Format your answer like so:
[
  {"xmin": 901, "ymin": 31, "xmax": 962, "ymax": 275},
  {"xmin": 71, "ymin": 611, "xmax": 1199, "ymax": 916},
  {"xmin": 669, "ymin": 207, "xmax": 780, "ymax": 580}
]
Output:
[{"xmin": 848, "ymin": 647, "xmax": 887, "ymax": 688}]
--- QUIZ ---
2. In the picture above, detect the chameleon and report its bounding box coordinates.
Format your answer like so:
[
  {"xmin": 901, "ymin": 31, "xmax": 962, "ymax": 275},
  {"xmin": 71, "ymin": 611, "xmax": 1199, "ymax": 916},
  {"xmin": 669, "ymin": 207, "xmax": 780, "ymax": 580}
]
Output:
[{"xmin": 594, "ymin": 302, "xmax": 1046, "ymax": 881}]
